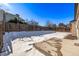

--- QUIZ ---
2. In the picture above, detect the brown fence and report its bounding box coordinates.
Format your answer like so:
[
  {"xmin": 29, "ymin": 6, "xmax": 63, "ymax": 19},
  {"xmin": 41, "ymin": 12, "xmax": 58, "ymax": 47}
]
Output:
[
  {"xmin": 56, "ymin": 27, "xmax": 70, "ymax": 32},
  {"xmin": 5, "ymin": 23, "xmax": 70, "ymax": 32},
  {"xmin": 5, "ymin": 23, "xmax": 28, "ymax": 32},
  {"xmin": 5, "ymin": 23, "xmax": 49, "ymax": 32},
  {"xmin": 0, "ymin": 22, "xmax": 5, "ymax": 51}
]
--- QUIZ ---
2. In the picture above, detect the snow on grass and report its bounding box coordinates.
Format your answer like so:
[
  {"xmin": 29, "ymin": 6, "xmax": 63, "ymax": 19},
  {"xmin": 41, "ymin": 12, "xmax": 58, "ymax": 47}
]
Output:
[{"xmin": 1, "ymin": 31, "xmax": 70, "ymax": 56}]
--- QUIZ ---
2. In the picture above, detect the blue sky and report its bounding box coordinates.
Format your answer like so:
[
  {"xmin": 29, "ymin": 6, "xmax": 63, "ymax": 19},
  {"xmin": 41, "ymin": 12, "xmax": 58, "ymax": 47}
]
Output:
[{"xmin": 0, "ymin": 3, "xmax": 74, "ymax": 26}]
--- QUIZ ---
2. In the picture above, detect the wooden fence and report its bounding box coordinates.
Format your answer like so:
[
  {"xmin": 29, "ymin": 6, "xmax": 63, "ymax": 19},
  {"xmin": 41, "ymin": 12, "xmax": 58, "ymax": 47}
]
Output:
[
  {"xmin": 5, "ymin": 23, "xmax": 50, "ymax": 32},
  {"xmin": 5, "ymin": 23, "xmax": 70, "ymax": 32}
]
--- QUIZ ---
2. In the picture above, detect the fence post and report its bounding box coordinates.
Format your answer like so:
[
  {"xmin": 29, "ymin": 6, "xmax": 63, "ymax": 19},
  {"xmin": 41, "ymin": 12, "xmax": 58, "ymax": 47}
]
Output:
[{"xmin": 0, "ymin": 10, "xmax": 5, "ymax": 53}]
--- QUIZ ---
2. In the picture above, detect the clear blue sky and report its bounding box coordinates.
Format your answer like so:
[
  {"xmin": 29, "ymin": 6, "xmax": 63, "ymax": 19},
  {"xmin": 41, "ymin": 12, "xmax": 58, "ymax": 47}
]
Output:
[{"xmin": 0, "ymin": 3, "xmax": 74, "ymax": 26}]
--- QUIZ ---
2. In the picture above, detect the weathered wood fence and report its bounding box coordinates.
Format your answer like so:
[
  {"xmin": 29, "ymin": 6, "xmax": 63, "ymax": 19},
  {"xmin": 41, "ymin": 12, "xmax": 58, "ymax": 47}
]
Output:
[{"xmin": 5, "ymin": 23, "xmax": 70, "ymax": 32}]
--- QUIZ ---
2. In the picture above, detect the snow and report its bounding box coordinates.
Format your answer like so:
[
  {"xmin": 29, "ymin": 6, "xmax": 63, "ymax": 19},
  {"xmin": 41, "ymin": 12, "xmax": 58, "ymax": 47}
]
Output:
[{"xmin": 0, "ymin": 31, "xmax": 70, "ymax": 56}]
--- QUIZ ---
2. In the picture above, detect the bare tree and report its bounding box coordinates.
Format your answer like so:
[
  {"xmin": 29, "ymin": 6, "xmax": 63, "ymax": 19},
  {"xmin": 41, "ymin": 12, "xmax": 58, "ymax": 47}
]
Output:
[
  {"xmin": 28, "ymin": 19, "xmax": 39, "ymax": 26},
  {"xmin": 46, "ymin": 21, "xmax": 53, "ymax": 28},
  {"xmin": 58, "ymin": 23, "xmax": 66, "ymax": 27}
]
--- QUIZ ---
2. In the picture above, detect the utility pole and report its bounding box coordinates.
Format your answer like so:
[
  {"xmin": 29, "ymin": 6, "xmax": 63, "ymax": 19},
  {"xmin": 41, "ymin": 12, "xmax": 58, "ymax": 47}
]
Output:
[
  {"xmin": 0, "ymin": 10, "xmax": 5, "ymax": 54},
  {"xmin": 3, "ymin": 10, "xmax": 5, "ymax": 34},
  {"xmin": 16, "ymin": 14, "xmax": 20, "ymax": 31}
]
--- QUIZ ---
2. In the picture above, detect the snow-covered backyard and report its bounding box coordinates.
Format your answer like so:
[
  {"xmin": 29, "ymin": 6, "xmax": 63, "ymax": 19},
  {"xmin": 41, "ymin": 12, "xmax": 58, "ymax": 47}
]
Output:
[{"xmin": 1, "ymin": 31, "xmax": 71, "ymax": 56}]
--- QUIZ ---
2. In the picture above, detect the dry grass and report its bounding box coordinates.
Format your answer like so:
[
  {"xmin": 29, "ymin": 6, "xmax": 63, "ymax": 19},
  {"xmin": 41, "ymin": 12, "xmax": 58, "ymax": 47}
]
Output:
[{"xmin": 64, "ymin": 34, "xmax": 77, "ymax": 40}]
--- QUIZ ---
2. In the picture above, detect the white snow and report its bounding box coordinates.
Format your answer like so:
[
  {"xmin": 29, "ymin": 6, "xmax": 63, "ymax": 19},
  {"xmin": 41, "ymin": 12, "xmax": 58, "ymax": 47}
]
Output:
[{"xmin": 1, "ymin": 31, "xmax": 70, "ymax": 56}]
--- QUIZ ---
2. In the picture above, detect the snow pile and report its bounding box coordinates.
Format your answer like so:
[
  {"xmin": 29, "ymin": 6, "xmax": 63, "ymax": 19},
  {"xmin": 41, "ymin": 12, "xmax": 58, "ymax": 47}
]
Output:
[
  {"xmin": 1, "ymin": 31, "xmax": 54, "ymax": 56},
  {"xmin": 1, "ymin": 31, "xmax": 70, "ymax": 56},
  {"xmin": 43, "ymin": 32, "xmax": 70, "ymax": 40},
  {"xmin": 11, "ymin": 38, "xmax": 33, "ymax": 55}
]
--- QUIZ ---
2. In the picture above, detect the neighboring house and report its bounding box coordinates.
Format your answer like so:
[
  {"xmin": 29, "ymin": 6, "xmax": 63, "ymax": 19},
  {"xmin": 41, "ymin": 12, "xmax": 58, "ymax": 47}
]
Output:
[{"xmin": 0, "ymin": 9, "xmax": 24, "ymax": 22}]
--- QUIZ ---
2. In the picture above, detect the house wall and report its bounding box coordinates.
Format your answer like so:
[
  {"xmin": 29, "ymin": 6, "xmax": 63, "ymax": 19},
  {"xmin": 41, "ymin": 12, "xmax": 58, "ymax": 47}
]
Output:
[
  {"xmin": 75, "ymin": 4, "xmax": 79, "ymax": 39},
  {"xmin": 71, "ymin": 22, "xmax": 76, "ymax": 36},
  {"xmin": 71, "ymin": 3, "xmax": 78, "ymax": 36}
]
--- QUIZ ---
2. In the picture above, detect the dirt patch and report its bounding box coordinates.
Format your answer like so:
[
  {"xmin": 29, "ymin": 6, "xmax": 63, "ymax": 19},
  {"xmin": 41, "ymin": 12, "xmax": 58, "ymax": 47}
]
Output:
[
  {"xmin": 74, "ymin": 42, "xmax": 79, "ymax": 46},
  {"xmin": 34, "ymin": 37, "xmax": 63, "ymax": 56},
  {"xmin": 64, "ymin": 34, "xmax": 77, "ymax": 40}
]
